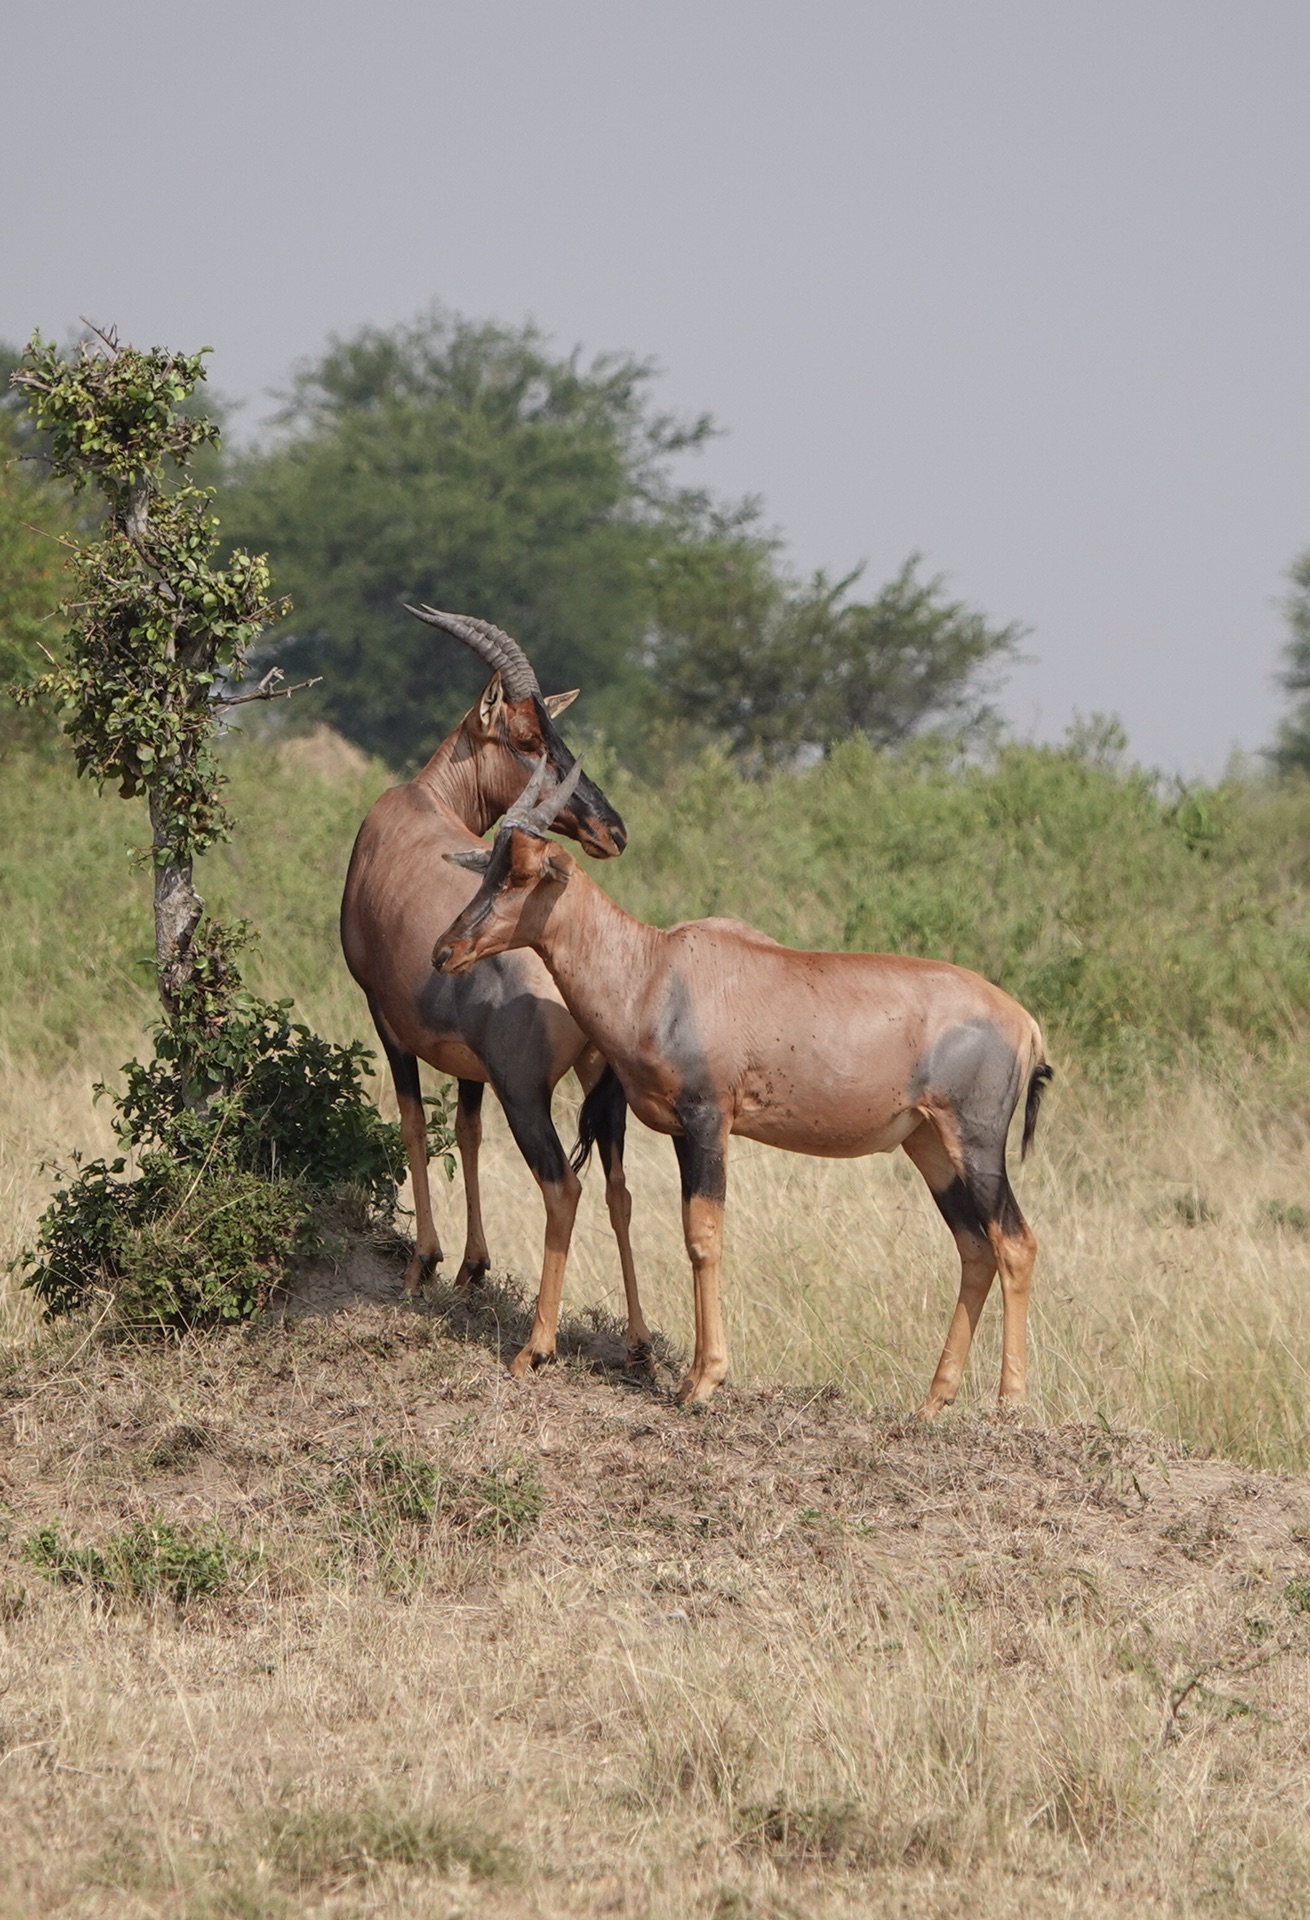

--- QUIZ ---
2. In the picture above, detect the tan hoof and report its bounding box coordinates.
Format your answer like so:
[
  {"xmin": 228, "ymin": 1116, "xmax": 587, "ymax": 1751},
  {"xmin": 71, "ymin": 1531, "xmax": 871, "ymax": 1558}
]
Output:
[
  {"xmin": 402, "ymin": 1249, "xmax": 440, "ymax": 1296},
  {"xmin": 509, "ymin": 1344, "xmax": 554, "ymax": 1380},
  {"xmin": 675, "ymin": 1370, "xmax": 724, "ymax": 1406},
  {"xmin": 914, "ymin": 1394, "xmax": 952, "ymax": 1421}
]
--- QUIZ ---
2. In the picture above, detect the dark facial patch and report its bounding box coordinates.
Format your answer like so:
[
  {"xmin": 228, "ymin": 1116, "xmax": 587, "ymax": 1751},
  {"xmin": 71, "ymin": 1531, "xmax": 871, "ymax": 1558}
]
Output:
[
  {"xmin": 435, "ymin": 831, "xmax": 518, "ymax": 963},
  {"xmin": 529, "ymin": 698, "xmax": 627, "ymax": 854}
]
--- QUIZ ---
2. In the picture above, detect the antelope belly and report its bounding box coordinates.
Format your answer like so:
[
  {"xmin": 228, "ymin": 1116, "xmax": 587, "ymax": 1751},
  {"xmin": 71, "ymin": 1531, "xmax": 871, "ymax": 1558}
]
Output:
[{"xmin": 731, "ymin": 1103, "xmax": 921, "ymax": 1158}]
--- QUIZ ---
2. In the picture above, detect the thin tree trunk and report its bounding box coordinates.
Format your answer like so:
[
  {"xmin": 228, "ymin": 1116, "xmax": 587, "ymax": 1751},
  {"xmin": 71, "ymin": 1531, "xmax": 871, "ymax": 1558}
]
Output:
[
  {"xmin": 126, "ymin": 477, "xmax": 204, "ymax": 1017},
  {"xmin": 148, "ymin": 791, "xmax": 204, "ymax": 1015}
]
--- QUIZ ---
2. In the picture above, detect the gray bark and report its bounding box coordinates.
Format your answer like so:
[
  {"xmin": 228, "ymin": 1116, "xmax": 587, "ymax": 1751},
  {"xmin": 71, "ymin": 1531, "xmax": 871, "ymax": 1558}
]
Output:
[{"xmin": 148, "ymin": 791, "xmax": 204, "ymax": 1013}]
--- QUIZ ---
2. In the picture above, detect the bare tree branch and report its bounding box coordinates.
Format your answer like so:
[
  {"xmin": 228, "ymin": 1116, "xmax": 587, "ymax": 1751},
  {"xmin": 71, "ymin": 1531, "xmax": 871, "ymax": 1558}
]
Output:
[{"xmin": 213, "ymin": 666, "xmax": 323, "ymax": 709}]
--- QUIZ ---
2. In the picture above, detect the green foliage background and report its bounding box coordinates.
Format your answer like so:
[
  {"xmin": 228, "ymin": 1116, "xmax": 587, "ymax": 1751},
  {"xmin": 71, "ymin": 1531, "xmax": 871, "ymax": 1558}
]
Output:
[
  {"xmin": 221, "ymin": 310, "xmax": 1019, "ymax": 770},
  {"xmin": 2, "ymin": 728, "xmax": 1306, "ymax": 1101}
]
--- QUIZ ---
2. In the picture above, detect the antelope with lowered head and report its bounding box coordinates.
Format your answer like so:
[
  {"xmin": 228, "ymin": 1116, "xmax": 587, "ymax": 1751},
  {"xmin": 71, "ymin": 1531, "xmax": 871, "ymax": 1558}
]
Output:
[
  {"xmin": 340, "ymin": 610, "xmax": 652, "ymax": 1368},
  {"xmin": 435, "ymin": 760, "xmax": 1052, "ymax": 1412}
]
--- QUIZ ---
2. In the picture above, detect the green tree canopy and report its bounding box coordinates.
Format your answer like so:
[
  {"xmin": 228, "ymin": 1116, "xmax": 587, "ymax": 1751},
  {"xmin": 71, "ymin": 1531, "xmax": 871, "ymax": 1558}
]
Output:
[
  {"xmin": 224, "ymin": 306, "xmax": 1022, "ymax": 771},
  {"xmin": 223, "ymin": 308, "xmax": 770, "ymax": 764},
  {"xmin": 1271, "ymin": 550, "xmax": 1310, "ymax": 777},
  {"xmin": 650, "ymin": 555, "xmax": 1023, "ymax": 767}
]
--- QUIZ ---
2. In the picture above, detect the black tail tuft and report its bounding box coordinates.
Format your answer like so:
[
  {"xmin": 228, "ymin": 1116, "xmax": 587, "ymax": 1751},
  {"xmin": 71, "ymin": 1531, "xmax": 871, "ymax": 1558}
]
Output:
[
  {"xmin": 1021, "ymin": 1061, "xmax": 1054, "ymax": 1160},
  {"xmin": 571, "ymin": 1064, "xmax": 627, "ymax": 1174}
]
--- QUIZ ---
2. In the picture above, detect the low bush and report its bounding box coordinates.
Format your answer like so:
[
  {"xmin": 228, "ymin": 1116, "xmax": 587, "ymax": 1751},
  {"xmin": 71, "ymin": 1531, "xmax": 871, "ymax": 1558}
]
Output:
[
  {"xmin": 23, "ymin": 1517, "xmax": 238, "ymax": 1604},
  {"xmin": 12, "ymin": 928, "xmax": 409, "ymax": 1326}
]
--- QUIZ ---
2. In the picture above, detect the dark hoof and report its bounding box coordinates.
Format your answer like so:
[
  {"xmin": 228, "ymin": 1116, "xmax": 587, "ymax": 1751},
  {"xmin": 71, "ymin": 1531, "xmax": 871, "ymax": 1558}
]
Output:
[
  {"xmin": 454, "ymin": 1257, "xmax": 491, "ymax": 1291},
  {"xmin": 624, "ymin": 1341, "xmax": 655, "ymax": 1375}
]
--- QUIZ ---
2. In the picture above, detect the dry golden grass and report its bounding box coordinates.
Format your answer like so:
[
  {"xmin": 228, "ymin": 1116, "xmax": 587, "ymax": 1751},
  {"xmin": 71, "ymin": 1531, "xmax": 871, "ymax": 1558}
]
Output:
[
  {"xmin": 4, "ymin": 1057, "xmax": 1310, "ymax": 1917},
  {"xmin": 419, "ymin": 1064, "xmax": 1310, "ymax": 1471}
]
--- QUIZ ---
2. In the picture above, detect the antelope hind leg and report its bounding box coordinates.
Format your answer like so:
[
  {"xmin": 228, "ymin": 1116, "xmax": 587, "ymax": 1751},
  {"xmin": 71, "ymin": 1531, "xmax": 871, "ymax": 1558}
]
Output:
[
  {"xmin": 672, "ymin": 1116, "xmax": 730, "ymax": 1405},
  {"xmin": 902, "ymin": 1119, "xmax": 997, "ymax": 1418},
  {"xmin": 374, "ymin": 1022, "xmax": 444, "ymax": 1295},
  {"xmin": 452, "ymin": 1078, "xmax": 492, "ymax": 1289}
]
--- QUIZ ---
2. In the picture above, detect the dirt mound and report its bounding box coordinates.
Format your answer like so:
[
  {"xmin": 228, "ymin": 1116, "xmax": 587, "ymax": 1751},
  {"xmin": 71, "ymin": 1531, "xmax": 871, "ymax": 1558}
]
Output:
[
  {"xmin": 274, "ymin": 722, "xmax": 374, "ymax": 784},
  {"xmin": 4, "ymin": 1259, "xmax": 1309, "ymax": 1615}
]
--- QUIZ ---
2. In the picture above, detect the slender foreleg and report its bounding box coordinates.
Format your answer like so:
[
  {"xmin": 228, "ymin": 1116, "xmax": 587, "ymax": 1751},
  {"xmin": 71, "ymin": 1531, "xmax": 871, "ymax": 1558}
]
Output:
[
  {"xmin": 453, "ymin": 1078, "xmax": 492, "ymax": 1289},
  {"xmin": 575, "ymin": 1054, "xmax": 650, "ymax": 1365},
  {"xmin": 672, "ymin": 1105, "xmax": 731, "ymax": 1405},
  {"xmin": 498, "ymin": 1085, "xmax": 582, "ymax": 1377},
  {"xmin": 902, "ymin": 1119, "xmax": 997, "ymax": 1417},
  {"xmin": 370, "ymin": 1004, "xmax": 443, "ymax": 1295}
]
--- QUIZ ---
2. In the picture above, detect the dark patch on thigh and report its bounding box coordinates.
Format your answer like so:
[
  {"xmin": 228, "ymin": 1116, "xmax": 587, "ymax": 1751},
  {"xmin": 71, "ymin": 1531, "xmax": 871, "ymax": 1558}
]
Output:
[
  {"xmin": 498, "ymin": 1087, "xmax": 569, "ymax": 1188},
  {"xmin": 929, "ymin": 1176, "xmax": 989, "ymax": 1244},
  {"xmin": 368, "ymin": 996, "xmax": 423, "ymax": 1109},
  {"xmin": 912, "ymin": 1019, "xmax": 1027, "ymax": 1228},
  {"xmin": 911, "ymin": 1019, "xmax": 1023, "ymax": 1122},
  {"xmin": 419, "ymin": 955, "xmax": 561, "ymax": 1093}
]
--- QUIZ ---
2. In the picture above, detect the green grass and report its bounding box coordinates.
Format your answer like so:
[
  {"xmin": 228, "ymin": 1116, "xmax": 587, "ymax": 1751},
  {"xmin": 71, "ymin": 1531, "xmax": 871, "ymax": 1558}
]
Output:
[
  {"xmin": 22, "ymin": 1517, "xmax": 239, "ymax": 1604},
  {"xmin": 2, "ymin": 727, "xmax": 1308, "ymax": 1096}
]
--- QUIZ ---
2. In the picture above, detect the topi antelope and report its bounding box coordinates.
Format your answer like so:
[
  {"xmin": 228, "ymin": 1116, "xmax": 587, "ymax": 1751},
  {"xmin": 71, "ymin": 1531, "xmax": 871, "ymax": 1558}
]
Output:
[
  {"xmin": 340, "ymin": 610, "xmax": 653, "ymax": 1365},
  {"xmin": 434, "ymin": 760, "xmax": 1052, "ymax": 1412}
]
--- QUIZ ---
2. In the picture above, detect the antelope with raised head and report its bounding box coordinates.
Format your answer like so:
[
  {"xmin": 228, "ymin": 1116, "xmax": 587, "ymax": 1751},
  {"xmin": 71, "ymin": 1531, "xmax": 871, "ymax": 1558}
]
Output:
[
  {"xmin": 340, "ymin": 610, "xmax": 653, "ymax": 1367},
  {"xmin": 434, "ymin": 761, "xmax": 1052, "ymax": 1412}
]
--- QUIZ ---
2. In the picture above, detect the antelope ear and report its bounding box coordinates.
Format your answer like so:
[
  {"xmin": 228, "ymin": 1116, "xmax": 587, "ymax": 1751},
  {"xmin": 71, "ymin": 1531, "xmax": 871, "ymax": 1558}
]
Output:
[
  {"xmin": 444, "ymin": 848, "xmax": 491, "ymax": 872},
  {"xmin": 478, "ymin": 673, "xmax": 505, "ymax": 727},
  {"xmin": 544, "ymin": 688, "xmax": 580, "ymax": 718}
]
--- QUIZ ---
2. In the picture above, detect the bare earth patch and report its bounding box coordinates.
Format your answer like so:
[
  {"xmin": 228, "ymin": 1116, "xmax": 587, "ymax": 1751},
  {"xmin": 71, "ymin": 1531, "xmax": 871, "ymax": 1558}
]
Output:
[{"xmin": 3, "ymin": 1247, "xmax": 1310, "ymax": 1917}]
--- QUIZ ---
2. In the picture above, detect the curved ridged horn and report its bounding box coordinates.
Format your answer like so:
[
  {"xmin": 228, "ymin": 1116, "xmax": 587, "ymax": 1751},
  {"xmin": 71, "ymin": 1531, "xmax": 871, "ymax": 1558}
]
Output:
[
  {"xmin": 503, "ymin": 754, "xmax": 586, "ymax": 837},
  {"xmin": 403, "ymin": 604, "xmax": 541, "ymax": 699}
]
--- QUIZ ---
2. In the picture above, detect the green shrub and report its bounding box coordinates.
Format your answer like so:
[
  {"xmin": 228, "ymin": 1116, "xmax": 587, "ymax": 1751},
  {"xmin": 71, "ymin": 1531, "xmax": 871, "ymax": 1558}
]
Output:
[
  {"xmin": 23, "ymin": 1518, "xmax": 237, "ymax": 1604},
  {"xmin": 12, "ymin": 947, "xmax": 408, "ymax": 1326}
]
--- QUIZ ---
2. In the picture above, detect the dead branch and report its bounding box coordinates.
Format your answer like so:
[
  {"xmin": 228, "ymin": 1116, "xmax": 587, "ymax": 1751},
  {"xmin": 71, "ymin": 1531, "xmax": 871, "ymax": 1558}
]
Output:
[{"xmin": 213, "ymin": 667, "xmax": 323, "ymax": 710}]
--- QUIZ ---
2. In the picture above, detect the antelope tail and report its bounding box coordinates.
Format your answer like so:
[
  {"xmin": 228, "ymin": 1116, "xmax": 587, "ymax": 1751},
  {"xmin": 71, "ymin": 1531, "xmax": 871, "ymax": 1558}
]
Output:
[
  {"xmin": 571, "ymin": 1064, "xmax": 626, "ymax": 1174},
  {"xmin": 1021, "ymin": 1059, "xmax": 1054, "ymax": 1160}
]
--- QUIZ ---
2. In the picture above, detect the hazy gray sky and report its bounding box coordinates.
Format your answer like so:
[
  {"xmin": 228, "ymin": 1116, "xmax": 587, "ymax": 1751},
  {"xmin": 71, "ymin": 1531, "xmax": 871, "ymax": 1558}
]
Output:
[{"xmin": 5, "ymin": 1, "xmax": 1308, "ymax": 773}]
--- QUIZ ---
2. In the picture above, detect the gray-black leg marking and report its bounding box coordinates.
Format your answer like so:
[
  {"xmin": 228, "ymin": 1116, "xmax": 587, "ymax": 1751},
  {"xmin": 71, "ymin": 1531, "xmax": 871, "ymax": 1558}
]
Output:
[
  {"xmin": 498, "ymin": 1085, "xmax": 571, "ymax": 1188},
  {"xmin": 929, "ymin": 1175, "xmax": 990, "ymax": 1243},
  {"xmin": 673, "ymin": 1101, "xmax": 728, "ymax": 1203}
]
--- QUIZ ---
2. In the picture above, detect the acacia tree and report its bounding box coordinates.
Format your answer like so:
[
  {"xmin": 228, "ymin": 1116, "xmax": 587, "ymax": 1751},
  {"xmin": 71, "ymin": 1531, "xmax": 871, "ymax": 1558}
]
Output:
[
  {"xmin": 8, "ymin": 328, "xmax": 404, "ymax": 1327},
  {"xmin": 650, "ymin": 555, "xmax": 1023, "ymax": 768}
]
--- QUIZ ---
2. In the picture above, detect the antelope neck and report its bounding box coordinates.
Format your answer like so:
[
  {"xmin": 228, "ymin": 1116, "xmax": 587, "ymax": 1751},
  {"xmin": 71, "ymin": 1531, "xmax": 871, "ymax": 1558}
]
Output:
[
  {"xmin": 532, "ymin": 870, "xmax": 663, "ymax": 1056},
  {"xmin": 417, "ymin": 731, "xmax": 522, "ymax": 838}
]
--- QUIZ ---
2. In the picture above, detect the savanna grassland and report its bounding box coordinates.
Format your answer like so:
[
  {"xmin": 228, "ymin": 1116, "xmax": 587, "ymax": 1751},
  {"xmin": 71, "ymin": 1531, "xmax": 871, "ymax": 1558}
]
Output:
[{"xmin": 3, "ymin": 728, "xmax": 1310, "ymax": 1918}]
